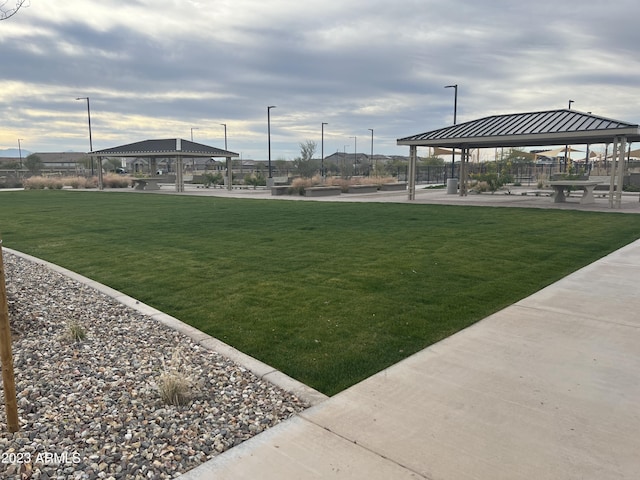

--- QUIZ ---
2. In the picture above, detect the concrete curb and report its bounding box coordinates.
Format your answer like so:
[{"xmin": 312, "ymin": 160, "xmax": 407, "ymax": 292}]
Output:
[{"xmin": 4, "ymin": 248, "xmax": 329, "ymax": 407}]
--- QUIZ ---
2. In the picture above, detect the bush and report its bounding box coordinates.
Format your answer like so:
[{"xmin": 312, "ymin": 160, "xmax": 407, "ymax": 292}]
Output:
[
  {"xmin": 23, "ymin": 176, "xmax": 48, "ymax": 189},
  {"xmin": 156, "ymin": 348, "xmax": 197, "ymax": 406},
  {"xmin": 103, "ymin": 173, "xmax": 132, "ymax": 188},
  {"xmin": 59, "ymin": 320, "xmax": 87, "ymax": 343},
  {"xmin": 67, "ymin": 177, "xmax": 89, "ymax": 189},
  {"xmin": 203, "ymin": 172, "xmax": 224, "ymax": 188},
  {"xmin": 244, "ymin": 172, "xmax": 266, "ymax": 189}
]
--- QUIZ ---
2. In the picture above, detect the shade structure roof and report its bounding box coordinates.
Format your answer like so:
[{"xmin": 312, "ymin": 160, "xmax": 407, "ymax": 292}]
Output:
[
  {"xmin": 90, "ymin": 138, "xmax": 239, "ymax": 158},
  {"xmin": 397, "ymin": 109, "xmax": 640, "ymax": 149}
]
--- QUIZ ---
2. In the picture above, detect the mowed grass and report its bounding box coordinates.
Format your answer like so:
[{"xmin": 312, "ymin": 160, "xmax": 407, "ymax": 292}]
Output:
[{"xmin": 2, "ymin": 190, "xmax": 640, "ymax": 395}]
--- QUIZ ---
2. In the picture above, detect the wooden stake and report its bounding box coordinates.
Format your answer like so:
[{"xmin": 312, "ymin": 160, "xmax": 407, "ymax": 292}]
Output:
[{"xmin": 0, "ymin": 241, "xmax": 19, "ymax": 432}]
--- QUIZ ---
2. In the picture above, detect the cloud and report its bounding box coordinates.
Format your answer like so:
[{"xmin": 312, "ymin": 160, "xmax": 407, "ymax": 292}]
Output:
[{"xmin": 1, "ymin": 0, "xmax": 639, "ymax": 158}]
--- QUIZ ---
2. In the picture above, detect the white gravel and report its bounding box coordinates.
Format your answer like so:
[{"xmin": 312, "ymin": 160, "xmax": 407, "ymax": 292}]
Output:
[{"xmin": 0, "ymin": 251, "xmax": 308, "ymax": 479}]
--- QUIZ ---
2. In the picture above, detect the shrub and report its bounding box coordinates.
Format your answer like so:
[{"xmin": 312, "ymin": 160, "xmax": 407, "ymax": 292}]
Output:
[
  {"xmin": 203, "ymin": 172, "xmax": 224, "ymax": 188},
  {"xmin": 46, "ymin": 178, "xmax": 64, "ymax": 190},
  {"xmin": 23, "ymin": 176, "xmax": 48, "ymax": 189},
  {"xmin": 156, "ymin": 348, "xmax": 197, "ymax": 406},
  {"xmin": 103, "ymin": 173, "xmax": 132, "ymax": 188},
  {"xmin": 61, "ymin": 320, "xmax": 87, "ymax": 343},
  {"xmin": 289, "ymin": 177, "xmax": 314, "ymax": 195},
  {"xmin": 66, "ymin": 177, "xmax": 89, "ymax": 189},
  {"xmin": 244, "ymin": 172, "xmax": 266, "ymax": 189}
]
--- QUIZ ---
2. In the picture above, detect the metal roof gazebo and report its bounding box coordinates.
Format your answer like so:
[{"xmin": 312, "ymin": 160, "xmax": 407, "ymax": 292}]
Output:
[
  {"xmin": 90, "ymin": 138, "xmax": 239, "ymax": 192},
  {"xmin": 397, "ymin": 109, "xmax": 640, "ymax": 207}
]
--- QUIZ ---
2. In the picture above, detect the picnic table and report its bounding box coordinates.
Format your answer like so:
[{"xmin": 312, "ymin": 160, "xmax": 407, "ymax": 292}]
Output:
[
  {"xmin": 132, "ymin": 178, "xmax": 161, "ymax": 191},
  {"xmin": 548, "ymin": 180, "xmax": 601, "ymax": 205}
]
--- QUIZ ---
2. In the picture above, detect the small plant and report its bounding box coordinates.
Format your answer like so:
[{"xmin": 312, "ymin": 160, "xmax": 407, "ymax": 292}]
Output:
[
  {"xmin": 158, "ymin": 371, "xmax": 191, "ymax": 406},
  {"xmin": 157, "ymin": 348, "xmax": 196, "ymax": 406},
  {"xmin": 203, "ymin": 172, "xmax": 224, "ymax": 188},
  {"xmin": 64, "ymin": 321, "xmax": 87, "ymax": 343}
]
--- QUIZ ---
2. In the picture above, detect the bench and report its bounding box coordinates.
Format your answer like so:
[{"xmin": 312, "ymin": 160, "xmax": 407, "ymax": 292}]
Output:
[
  {"xmin": 380, "ymin": 182, "xmax": 407, "ymax": 191},
  {"xmin": 271, "ymin": 185, "xmax": 290, "ymax": 196},
  {"xmin": 132, "ymin": 178, "xmax": 161, "ymax": 191},
  {"xmin": 347, "ymin": 185, "xmax": 378, "ymax": 194},
  {"xmin": 304, "ymin": 186, "xmax": 341, "ymax": 197},
  {"xmin": 548, "ymin": 180, "xmax": 601, "ymax": 204}
]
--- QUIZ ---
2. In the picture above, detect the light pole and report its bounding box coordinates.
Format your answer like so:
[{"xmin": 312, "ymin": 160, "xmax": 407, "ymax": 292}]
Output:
[
  {"xmin": 190, "ymin": 127, "xmax": 199, "ymax": 141},
  {"xmin": 267, "ymin": 106, "xmax": 276, "ymax": 179},
  {"xmin": 368, "ymin": 128, "xmax": 374, "ymax": 175},
  {"xmin": 564, "ymin": 101, "xmax": 574, "ymax": 172},
  {"xmin": 220, "ymin": 124, "xmax": 227, "ymax": 150},
  {"xmin": 445, "ymin": 85, "xmax": 458, "ymax": 178},
  {"xmin": 321, "ymin": 122, "xmax": 328, "ymax": 177},
  {"xmin": 350, "ymin": 136, "xmax": 357, "ymax": 176},
  {"xmin": 76, "ymin": 97, "xmax": 93, "ymax": 175},
  {"xmin": 17, "ymin": 139, "xmax": 23, "ymax": 169}
]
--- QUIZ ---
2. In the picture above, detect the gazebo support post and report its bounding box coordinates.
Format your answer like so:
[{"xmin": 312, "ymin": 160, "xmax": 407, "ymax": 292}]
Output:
[
  {"xmin": 226, "ymin": 157, "xmax": 232, "ymax": 191},
  {"xmin": 609, "ymin": 137, "xmax": 618, "ymax": 208},
  {"xmin": 96, "ymin": 156, "xmax": 103, "ymax": 190},
  {"xmin": 616, "ymin": 136, "xmax": 626, "ymax": 207},
  {"xmin": 175, "ymin": 156, "xmax": 183, "ymax": 193},
  {"xmin": 408, "ymin": 145, "xmax": 417, "ymax": 200}
]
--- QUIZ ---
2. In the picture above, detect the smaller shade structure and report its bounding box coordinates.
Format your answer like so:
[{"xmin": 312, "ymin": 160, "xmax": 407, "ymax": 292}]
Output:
[{"xmin": 91, "ymin": 138, "xmax": 239, "ymax": 192}]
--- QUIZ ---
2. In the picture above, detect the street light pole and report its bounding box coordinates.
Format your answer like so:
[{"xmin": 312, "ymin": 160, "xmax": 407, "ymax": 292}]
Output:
[
  {"xmin": 445, "ymin": 85, "xmax": 458, "ymax": 178},
  {"xmin": 17, "ymin": 139, "xmax": 23, "ymax": 169},
  {"xmin": 76, "ymin": 97, "xmax": 93, "ymax": 175},
  {"xmin": 220, "ymin": 124, "xmax": 227, "ymax": 150},
  {"xmin": 564, "ymin": 101, "xmax": 574, "ymax": 172},
  {"xmin": 368, "ymin": 128, "xmax": 374, "ymax": 175},
  {"xmin": 350, "ymin": 136, "xmax": 357, "ymax": 176},
  {"xmin": 321, "ymin": 122, "xmax": 328, "ymax": 178},
  {"xmin": 267, "ymin": 106, "xmax": 276, "ymax": 179}
]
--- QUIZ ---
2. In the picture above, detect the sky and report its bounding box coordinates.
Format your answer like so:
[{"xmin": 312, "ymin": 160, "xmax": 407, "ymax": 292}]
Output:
[{"xmin": 1, "ymin": 0, "xmax": 639, "ymax": 160}]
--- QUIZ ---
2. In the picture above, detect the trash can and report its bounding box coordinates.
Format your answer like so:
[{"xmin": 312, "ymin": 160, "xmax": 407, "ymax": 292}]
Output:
[{"xmin": 446, "ymin": 178, "xmax": 458, "ymax": 194}]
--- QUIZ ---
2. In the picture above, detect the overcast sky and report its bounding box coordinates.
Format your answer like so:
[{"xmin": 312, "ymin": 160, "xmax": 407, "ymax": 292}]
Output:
[{"xmin": 1, "ymin": 0, "xmax": 639, "ymax": 159}]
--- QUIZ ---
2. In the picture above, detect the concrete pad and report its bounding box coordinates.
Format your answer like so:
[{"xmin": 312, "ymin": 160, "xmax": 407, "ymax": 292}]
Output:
[{"xmin": 179, "ymin": 416, "xmax": 421, "ymax": 480}]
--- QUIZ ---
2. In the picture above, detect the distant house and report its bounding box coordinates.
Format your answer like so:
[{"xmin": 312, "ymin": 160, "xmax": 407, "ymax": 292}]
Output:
[{"xmin": 35, "ymin": 152, "xmax": 89, "ymax": 172}]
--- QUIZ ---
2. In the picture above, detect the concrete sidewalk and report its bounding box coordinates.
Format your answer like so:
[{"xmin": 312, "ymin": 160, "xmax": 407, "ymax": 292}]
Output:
[
  {"xmin": 182, "ymin": 239, "xmax": 640, "ymax": 479},
  {"xmin": 148, "ymin": 182, "xmax": 640, "ymax": 213}
]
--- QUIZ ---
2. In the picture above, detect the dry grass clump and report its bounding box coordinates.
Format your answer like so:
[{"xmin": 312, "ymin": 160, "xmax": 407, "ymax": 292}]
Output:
[
  {"xmin": 67, "ymin": 176, "xmax": 90, "ymax": 189},
  {"xmin": 23, "ymin": 175, "xmax": 130, "ymax": 189},
  {"xmin": 103, "ymin": 173, "xmax": 132, "ymax": 188},
  {"xmin": 157, "ymin": 348, "xmax": 197, "ymax": 406},
  {"xmin": 23, "ymin": 176, "xmax": 49, "ymax": 189},
  {"xmin": 60, "ymin": 320, "xmax": 87, "ymax": 343}
]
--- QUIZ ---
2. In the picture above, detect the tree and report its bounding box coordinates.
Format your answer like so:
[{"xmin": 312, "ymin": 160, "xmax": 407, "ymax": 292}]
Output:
[
  {"xmin": 24, "ymin": 154, "xmax": 43, "ymax": 174},
  {"xmin": 1, "ymin": 0, "xmax": 28, "ymax": 20},
  {"xmin": 104, "ymin": 158, "xmax": 122, "ymax": 172},
  {"xmin": 293, "ymin": 140, "xmax": 320, "ymax": 178}
]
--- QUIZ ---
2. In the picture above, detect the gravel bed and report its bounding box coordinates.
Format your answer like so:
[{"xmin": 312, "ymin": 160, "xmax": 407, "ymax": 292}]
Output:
[{"xmin": 0, "ymin": 252, "xmax": 308, "ymax": 479}]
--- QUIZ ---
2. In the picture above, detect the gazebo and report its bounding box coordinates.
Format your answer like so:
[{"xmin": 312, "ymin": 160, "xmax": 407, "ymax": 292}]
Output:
[
  {"xmin": 90, "ymin": 138, "xmax": 239, "ymax": 192},
  {"xmin": 397, "ymin": 109, "xmax": 640, "ymax": 207}
]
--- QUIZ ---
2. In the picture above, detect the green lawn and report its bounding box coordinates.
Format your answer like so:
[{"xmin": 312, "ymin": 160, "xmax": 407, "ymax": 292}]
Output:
[{"xmin": 2, "ymin": 190, "xmax": 640, "ymax": 395}]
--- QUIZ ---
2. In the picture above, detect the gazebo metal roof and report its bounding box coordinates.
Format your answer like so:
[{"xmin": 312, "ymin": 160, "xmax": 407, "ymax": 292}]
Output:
[
  {"xmin": 397, "ymin": 109, "xmax": 640, "ymax": 149},
  {"xmin": 90, "ymin": 138, "xmax": 239, "ymax": 158}
]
